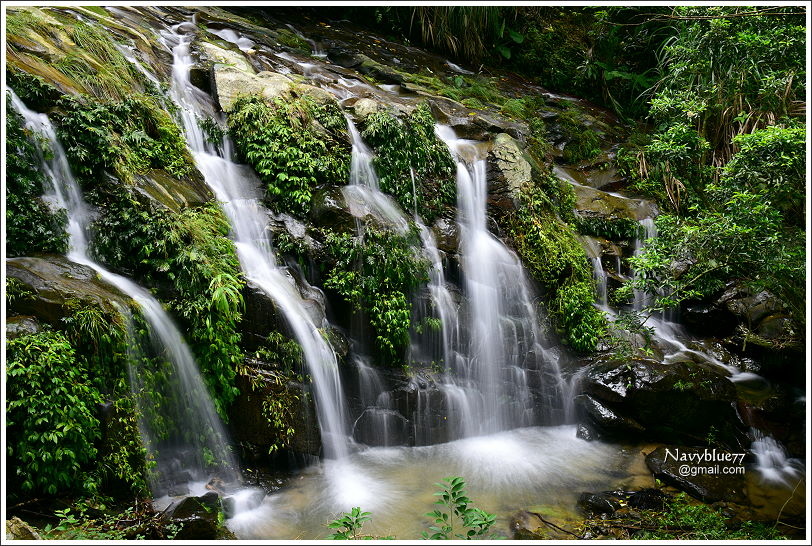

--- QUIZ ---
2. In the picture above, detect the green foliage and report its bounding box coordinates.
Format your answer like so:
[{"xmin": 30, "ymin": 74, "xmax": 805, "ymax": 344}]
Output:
[
  {"xmin": 722, "ymin": 124, "xmax": 805, "ymax": 227},
  {"xmin": 327, "ymin": 507, "xmax": 373, "ymax": 540},
  {"xmin": 423, "ymin": 476, "xmax": 497, "ymax": 540},
  {"xmin": 92, "ymin": 192, "xmax": 244, "ymax": 417},
  {"xmin": 6, "ymin": 331, "xmax": 103, "ymax": 496},
  {"xmin": 633, "ymin": 493, "xmax": 786, "ymax": 540},
  {"xmin": 649, "ymin": 6, "xmax": 805, "ymax": 164},
  {"xmin": 5, "ymin": 95, "xmax": 68, "ymax": 257},
  {"xmin": 507, "ymin": 184, "xmax": 605, "ymax": 352},
  {"xmin": 360, "ymin": 103, "xmax": 456, "ymax": 224},
  {"xmin": 55, "ymin": 93, "xmax": 194, "ymax": 190},
  {"xmin": 323, "ymin": 227, "xmax": 428, "ymax": 361},
  {"xmin": 40, "ymin": 501, "xmax": 182, "ymax": 540},
  {"xmin": 95, "ymin": 396, "xmax": 150, "ymax": 496},
  {"xmin": 628, "ymin": 125, "xmax": 805, "ymax": 326},
  {"xmin": 228, "ymin": 95, "xmax": 350, "ymax": 216}
]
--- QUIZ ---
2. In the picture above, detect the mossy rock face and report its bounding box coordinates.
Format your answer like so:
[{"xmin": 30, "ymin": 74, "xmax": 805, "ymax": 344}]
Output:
[{"xmin": 7, "ymin": 256, "xmax": 132, "ymax": 325}]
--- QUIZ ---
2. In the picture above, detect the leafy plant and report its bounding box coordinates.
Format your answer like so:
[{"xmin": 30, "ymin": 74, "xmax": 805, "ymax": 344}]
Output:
[
  {"xmin": 507, "ymin": 183, "xmax": 605, "ymax": 352},
  {"xmin": 228, "ymin": 94, "xmax": 350, "ymax": 216},
  {"xmin": 360, "ymin": 103, "xmax": 456, "ymax": 224},
  {"xmin": 92, "ymin": 192, "xmax": 244, "ymax": 417},
  {"xmin": 423, "ymin": 476, "xmax": 497, "ymax": 539},
  {"xmin": 323, "ymin": 227, "xmax": 428, "ymax": 361},
  {"xmin": 327, "ymin": 507, "xmax": 373, "ymax": 540},
  {"xmin": 6, "ymin": 331, "xmax": 104, "ymax": 496}
]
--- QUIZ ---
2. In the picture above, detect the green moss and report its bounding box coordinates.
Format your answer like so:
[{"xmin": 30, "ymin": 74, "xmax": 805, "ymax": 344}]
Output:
[
  {"xmin": 507, "ymin": 183, "xmax": 605, "ymax": 352},
  {"xmin": 406, "ymin": 72, "xmax": 505, "ymax": 106},
  {"xmin": 360, "ymin": 103, "xmax": 456, "ymax": 224},
  {"xmin": 228, "ymin": 95, "xmax": 350, "ymax": 217},
  {"xmin": 5, "ymin": 96, "xmax": 69, "ymax": 257},
  {"xmin": 322, "ymin": 227, "xmax": 429, "ymax": 362},
  {"xmin": 91, "ymin": 190, "xmax": 244, "ymax": 418},
  {"xmin": 274, "ymin": 27, "xmax": 310, "ymax": 52},
  {"xmin": 557, "ymin": 108, "xmax": 602, "ymax": 163}
]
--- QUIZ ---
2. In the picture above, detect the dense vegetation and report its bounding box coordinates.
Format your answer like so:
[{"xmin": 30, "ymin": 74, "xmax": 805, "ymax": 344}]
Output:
[{"xmin": 4, "ymin": 4, "xmax": 805, "ymax": 541}]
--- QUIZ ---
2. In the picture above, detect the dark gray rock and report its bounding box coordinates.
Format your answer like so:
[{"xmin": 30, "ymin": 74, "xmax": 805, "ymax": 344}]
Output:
[
  {"xmin": 645, "ymin": 446, "xmax": 748, "ymax": 504},
  {"xmin": 577, "ymin": 492, "xmax": 620, "ymax": 515},
  {"xmin": 578, "ymin": 359, "xmax": 748, "ymax": 450},
  {"xmin": 627, "ymin": 488, "xmax": 669, "ymax": 510},
  {"xmin": 163, "ymin": 492, "xmax": 223, "ymax": 540},
  {"xmin": 327, "ymin": 46, "xmax": 363, "ymax": 68},
  {"xmin": 574, "ymin": 394, "xmax": 644, "ymax": 437},
  {"xmin": 229, "ymin": 363, "xmax": 321, "ymax": 457}
]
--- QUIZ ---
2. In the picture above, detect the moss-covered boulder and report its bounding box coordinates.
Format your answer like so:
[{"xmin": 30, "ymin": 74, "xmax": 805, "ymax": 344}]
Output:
[{"xmin": 7, "ymin": 256, "xmax": 132, "ymax": 324}]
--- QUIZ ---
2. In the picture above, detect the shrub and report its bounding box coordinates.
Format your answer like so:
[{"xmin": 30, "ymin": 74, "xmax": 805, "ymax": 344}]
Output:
[{"xmin": 228, "ymin": 95, "xmax": 350, "ymax": 216}]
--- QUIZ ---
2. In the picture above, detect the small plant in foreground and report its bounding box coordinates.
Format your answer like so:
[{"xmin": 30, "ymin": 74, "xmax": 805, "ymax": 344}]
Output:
[
  {"xmin": 423, "ymin": 476, "xmax": 497, "ymax": 539},
  {"xmin": 327, "ymin": 507, "xmax": 373, "ymax": 540}
]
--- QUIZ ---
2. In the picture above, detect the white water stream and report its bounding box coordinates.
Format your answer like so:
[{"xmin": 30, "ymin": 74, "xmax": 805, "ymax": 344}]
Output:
[{"xmin": 163, "ymin": 26, "xmax": 351, "ymax": 461}]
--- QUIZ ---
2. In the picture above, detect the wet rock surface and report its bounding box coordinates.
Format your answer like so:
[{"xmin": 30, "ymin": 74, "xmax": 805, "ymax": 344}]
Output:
[
  {"xmin": 162, "ymin": 492, "xmax": 232, "ymax": 540},
  {"xmin": 578, "ymin": 359, "xmax": 749, "ymax": 450}
]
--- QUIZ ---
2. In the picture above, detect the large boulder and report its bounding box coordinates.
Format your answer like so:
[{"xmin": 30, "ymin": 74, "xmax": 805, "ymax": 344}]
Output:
[
  {"xmin": 5, "ymin": 517, "xmax": 41, "ymax": 540},
  {"xmin": 229, "ymin": 362, "xmax": 321, "ymax": 457},
  {"xmin": 487, "ymin": 133, "xmax": 531, "ymax": 214},
  {"xmin": 645, "ymin": 445, "xmax": 748, "ymax": 504},
  {"xmin": 162, "ymin": 492, "xmax": 229, "ymax": 540},
  {"xmin": 577, "ymin": 359, "xmax": 749, "ymax": 450},
  {"xmin": 7, "ymin": 256, "xmax": 132, "ymax": 324},
  {"xmin": 5, "ymin": 316, "xmax": 42, "ymax": 339}
]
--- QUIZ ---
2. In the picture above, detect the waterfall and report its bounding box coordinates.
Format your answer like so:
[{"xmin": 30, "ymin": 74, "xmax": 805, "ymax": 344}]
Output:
[
  {"xmin": 163, "ymin": 26, "xmax": 351, "ymax": 460},
  {"xmin": 343, "ymin": 117, "xmax": 410, "ymax": 233},
  {"xmin": 435, "ymin": 125, "xmax": 568, "ymax": 436},
  {"xmin": 9, "ymin": 91, "xmax": 237, "ymax": 493}
]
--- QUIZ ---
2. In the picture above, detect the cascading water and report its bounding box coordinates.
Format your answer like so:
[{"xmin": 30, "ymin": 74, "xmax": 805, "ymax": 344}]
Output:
[
  {"xmin": 435, "ymin": 125, "xmax": 569, "ymax": 436},
  {"xmin": 163, "ymin": 25, "xmax": 351, "ymax": 460},
  {"xmin": 9, "ymin": 91, "xmax": 237, "ymax": 494}
]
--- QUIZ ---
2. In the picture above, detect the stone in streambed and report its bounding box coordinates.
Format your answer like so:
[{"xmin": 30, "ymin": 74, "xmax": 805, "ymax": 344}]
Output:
[
  {"xmin": 577, "ymin": 492, "xmax": 620, "ymax": 515},
  {"xmin": 162, "ymin": 491, "xmax": 224, "ymax": 540}
]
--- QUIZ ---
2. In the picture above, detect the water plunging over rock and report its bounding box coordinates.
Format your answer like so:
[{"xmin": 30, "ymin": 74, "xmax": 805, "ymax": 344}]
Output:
[
  {"xmin": 9, "ymin": 91, "xmax": 237, "ymax": 494},
  {"xmin": 164, "ymin": 24, "xmax": 351, "ymax": 460}
]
